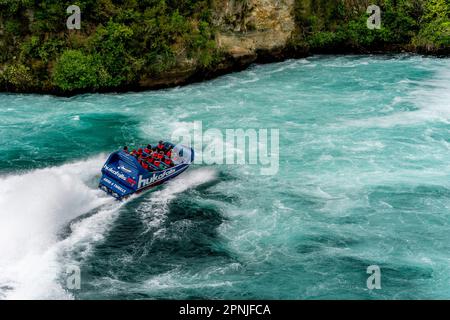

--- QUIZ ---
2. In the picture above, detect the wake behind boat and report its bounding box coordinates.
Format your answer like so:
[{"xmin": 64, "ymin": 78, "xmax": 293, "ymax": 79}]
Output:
[{"xmin": 99, "ymin": 142, "xmax": 194, "ymax": 200}]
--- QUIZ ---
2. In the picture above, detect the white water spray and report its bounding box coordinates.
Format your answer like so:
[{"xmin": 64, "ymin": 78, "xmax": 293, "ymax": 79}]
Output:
[{"xmin": 0, "ymin": 156, "xmax": 119, "ymax": 299}]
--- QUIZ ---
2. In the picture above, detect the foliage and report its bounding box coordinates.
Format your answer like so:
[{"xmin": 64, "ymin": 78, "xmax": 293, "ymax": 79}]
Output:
[
  {"xmin": 293, "ymin": 0, "xmax": 449, "ymax": 52},
  {"xmin": 0, "ymin": 0, "xmax": 219, "ymax": 92},
  {"xmin": 413, "ymin": 0, "xmax": 450, "ymax": 51},
  {"xmin": 1, "ymin": 63, "xmax": 35, "ymax": 90},
  {"xmin": 52, "ymin": 49, "xmax": 99, "ymax": 91},
  {"xmin": 0, "ymin": 0, "xmax": 448, "ymax": 92}
]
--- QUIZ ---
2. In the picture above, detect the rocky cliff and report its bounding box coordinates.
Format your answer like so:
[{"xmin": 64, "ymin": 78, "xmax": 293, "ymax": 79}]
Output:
[
  {"xmin": 141, "ymin": 0, "xmax": 302, "ymax": 90},
  {"xmin": 214, "ymin": 0, "xmax": 297, "ymax": 59}
]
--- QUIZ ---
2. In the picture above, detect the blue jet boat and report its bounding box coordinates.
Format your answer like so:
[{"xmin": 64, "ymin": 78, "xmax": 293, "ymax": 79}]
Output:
[{"xmin": 99, "ymin": 142, "xmax": 194, "ymax": 200}]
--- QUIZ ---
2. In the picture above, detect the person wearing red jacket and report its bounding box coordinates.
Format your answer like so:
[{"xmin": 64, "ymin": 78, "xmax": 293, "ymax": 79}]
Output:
[
  {"xmin": 140, "ymin": 160, "xmax": 148, "ymax": 170},
  {"xmin": 156, "ymin": 141, "xmax": 165, "ymax": 153},
  {"xmin": 152, "ymin": 151, "xmax": 161, "ymax": 167},
  {"xmin": 164, "ymin": 157, "xmax": 173, "ymax": 167},
  {"xmin": 144, "ymin": 144, "xmax": 152, "ymax": 154}
]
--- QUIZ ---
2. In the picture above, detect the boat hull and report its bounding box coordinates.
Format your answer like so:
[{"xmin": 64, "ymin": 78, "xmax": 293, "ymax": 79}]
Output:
[{"xmin": 99, "ymin": 146, "xmax": 194, "ymax": 200}]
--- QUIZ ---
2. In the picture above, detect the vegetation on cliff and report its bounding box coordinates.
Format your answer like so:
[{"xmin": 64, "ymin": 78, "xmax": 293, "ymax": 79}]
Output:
[
  {"xmin": 292, "ymin": 0, "xmax": 449, "ymax": 53},
  {"xmin": 0, "ymin": 0, "xmax": 219, "ymax": 93},
  {"xmin": 0, "ymin": 0, "xmax": 448, "ymax": 94}
]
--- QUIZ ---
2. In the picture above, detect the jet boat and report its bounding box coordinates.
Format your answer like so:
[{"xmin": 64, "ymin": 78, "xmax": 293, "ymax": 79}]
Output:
[{"xmin": 99, "ymin": 142, "xmax": 194, "ymax": 200}]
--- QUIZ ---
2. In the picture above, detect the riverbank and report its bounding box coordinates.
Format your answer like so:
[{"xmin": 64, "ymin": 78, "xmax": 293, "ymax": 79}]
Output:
[{"xmin": 0, "ymin": 0, "xmax": 448, "ymax": 96}]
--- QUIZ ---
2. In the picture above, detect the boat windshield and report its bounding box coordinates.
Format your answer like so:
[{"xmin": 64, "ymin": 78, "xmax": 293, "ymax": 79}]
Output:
[{"xmin": 171, "ymin": 145, "xmax": 192, "ymax": 165}]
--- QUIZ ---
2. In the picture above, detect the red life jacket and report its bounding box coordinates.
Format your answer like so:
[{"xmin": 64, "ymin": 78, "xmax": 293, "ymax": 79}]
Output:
[
  {"xmin": 144, "ymin": 148, "xmax": 150, "ymax": 154},
  {"xmin": 153, "ymin": 160, "xmax": 160, "ymax": 166},
  {"xmin": 157, "ymin": 153, "xmax": 163, "ymax": 160},
  {"xmin": 166, "ymin": 150, "xmax": 172, "ymax": 157},
  {"xmin": 141, "ymin": 162, "xmax": 148, "ymax": 170},
  {"xmin": 157, "ymin": 144, "xmax": 164, "ymax": 151},
  {"xmin": 164, "ymin": 159, "xmax": 171, "ymax": 165}
]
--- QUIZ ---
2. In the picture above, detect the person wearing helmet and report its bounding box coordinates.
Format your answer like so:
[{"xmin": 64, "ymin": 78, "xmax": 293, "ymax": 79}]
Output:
[
  {"xmin": 123, "ymin": 146, "xmax": 129, "ymax": 153},
  {"xmin": 147, "ymin": 153, "xmax": 154, "ymax": 163},
  {"xmin": 153, "ymin": 158, "xmax": 161, "ymax": 167},
  {"xmin": 156, "ymin": 141, "xmax": 165, "ymax": 152},
  {"xmin": 151, "ymin": 151, "xmax": 160, "ymax": 167},
  {"xmin": 144, "ymin": 144, "xmax": 152, "ymax": 154},
  {"xmin": 140, "ymin": 159, "xmax": 149, "ymax": 170},
  {"xmin": 164, "ymin": 156, "xmax": 173, "ymax": 167},
  {"xmin": 165, "ymin": 146, "xmax": 172, "ymax": 158}
]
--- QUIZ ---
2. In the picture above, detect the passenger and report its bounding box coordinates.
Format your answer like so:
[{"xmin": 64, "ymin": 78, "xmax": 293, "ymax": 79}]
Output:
[
  {"xmin": 138, "ymin": 148, "xmax": 143, "ymax": 156},
  {"xmin": 156, "ymin": 140, "xmax": 165, "ymax": 152},
  {"xmin": 153, "ymin": 159, "xmax": 161, "ymax": 167},
  {"xmin": 130, "ymin": 149, "xmax": 137, "ymax": 156},
  {"xmin": 158, "ymin": 151, "xmax": 164, "ymax": 160},
  {"xmin": 140, "ymin": 160, "xmax": 148, "ymax": 170},
  {"xmin": 165, "ymin": 147, "xmax": 172, "ymax": 158},
  {"xmin": 123, "ymin": 146, "xmax": 129, "ymax": 153},
  {"xmin": 151, "ymin": 152, "xmax": 159, "ymax": 164},
  {"xmin": 144, "ymin": 144, "xmax": 152, "ymax": 154},
  {"xmin": 164, "ymin": 157, "xmax": 173, "ymax": 167}
]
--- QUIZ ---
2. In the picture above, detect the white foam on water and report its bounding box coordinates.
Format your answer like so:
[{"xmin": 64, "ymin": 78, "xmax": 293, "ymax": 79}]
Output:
[
  {"xmin": 138, "ymin": 168, "xmax": 217, "ymax": 233},
  {"xmin": 346, "ymin": 66, "xmax": 450, "ymax": 128},
  {"xmin": 0, "ymin": 156, "xmax": 121, "ymax": 299},
  {"xmin": 138, "ymin": 266, "xmax": 237, "ymax": 295}
]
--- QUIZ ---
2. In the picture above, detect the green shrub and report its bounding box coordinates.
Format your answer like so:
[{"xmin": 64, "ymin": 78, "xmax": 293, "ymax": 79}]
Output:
[
  {"xmin": 413, "ymin": 0, "xmax": 450, "ymax": 50},
  {"xmin": 52, "ymin": 49, "xmax": 99, "ymax": 91},
  {"xmin": 294, "ymin": 0, "xmax": 448, "ymax": 52},
  {"xmin": 2, "ymin": 63, "xmax": 35, "ymax": 90},
  {"xmin": 89, "ymin": 21, "xmax": 134, "ymax": 86}
]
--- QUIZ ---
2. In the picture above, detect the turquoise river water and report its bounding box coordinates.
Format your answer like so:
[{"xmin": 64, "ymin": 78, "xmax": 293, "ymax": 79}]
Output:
[{"xmin": 0, "ymin": 55, "xmax": 449, "ymax": 299}]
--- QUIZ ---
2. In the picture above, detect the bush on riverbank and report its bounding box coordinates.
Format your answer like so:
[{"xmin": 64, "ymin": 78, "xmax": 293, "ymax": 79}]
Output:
[
  {"xmin": 413, "ymin": 0, "xmax": 450, "ymax": 52},
  {"xmin": 293, "ymin": 0, "xmax": 449, "ymax": 53}
]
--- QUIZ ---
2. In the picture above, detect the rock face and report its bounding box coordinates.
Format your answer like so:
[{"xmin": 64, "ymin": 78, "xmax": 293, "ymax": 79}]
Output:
[
  {"xmin": 137, "ymin": 0, "xmax": 300, "ymax": 92},
  {"xmin": 213, "ymin": 0, "xmax": 297, "ymax": 61}
]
